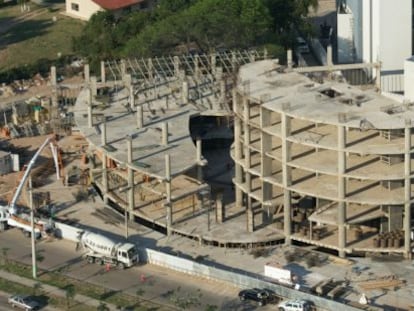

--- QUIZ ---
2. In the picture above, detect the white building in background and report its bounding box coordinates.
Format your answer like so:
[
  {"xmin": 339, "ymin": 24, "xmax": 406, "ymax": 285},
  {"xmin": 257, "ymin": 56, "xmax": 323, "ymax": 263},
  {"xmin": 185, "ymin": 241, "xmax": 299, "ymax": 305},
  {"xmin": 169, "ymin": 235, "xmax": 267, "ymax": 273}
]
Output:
[
  {"xmin": 0, "ymin": 151, "xmax": 19, "ymax": 175},
  {"xmin": 337, "ymin": 0, "xmax": 413, "ymax": 92},
  {"xmin": 65, "ymin": 0, "xmax": 154, "ymax": 21}
]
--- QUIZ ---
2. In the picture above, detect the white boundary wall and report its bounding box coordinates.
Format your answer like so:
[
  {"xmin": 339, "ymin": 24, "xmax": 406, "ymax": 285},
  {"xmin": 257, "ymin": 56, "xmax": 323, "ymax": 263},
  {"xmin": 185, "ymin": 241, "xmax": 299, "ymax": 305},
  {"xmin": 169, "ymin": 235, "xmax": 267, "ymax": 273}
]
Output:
[{"xmin": 55, "ymin": 222, "xmax": 365, "ymax": 311}]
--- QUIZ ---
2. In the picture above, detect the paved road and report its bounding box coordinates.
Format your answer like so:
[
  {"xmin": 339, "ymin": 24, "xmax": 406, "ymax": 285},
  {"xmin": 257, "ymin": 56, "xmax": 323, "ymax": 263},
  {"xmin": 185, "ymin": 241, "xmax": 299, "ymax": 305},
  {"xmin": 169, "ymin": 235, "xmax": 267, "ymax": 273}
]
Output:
[{"xmin": 0, "ymin": 228, "xmax": 279, "ymax": 311}]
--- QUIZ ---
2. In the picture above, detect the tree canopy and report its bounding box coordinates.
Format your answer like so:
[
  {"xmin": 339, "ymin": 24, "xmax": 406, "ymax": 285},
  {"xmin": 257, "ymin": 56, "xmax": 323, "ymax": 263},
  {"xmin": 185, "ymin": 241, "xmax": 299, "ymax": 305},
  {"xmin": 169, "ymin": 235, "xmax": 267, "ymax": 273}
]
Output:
[{"xmin": 72, "ymin": 0, "xmax": 318, "ymax": 66}]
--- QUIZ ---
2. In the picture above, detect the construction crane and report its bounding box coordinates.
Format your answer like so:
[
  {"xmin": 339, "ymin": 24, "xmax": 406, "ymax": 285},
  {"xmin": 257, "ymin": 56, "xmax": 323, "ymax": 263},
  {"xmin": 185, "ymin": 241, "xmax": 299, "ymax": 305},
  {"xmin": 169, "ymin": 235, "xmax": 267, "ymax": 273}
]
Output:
[{"xmin": 0, "ymin": 135, "xmax": 61, "ymax": 231}]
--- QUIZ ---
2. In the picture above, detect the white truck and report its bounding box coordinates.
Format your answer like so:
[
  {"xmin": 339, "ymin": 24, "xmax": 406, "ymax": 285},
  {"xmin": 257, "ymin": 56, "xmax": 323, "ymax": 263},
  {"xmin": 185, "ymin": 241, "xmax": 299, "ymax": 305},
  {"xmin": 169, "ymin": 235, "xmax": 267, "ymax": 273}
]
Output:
[
  {"xmin": 0, "ymin": 136, "xmax": 60, "ymax": 237},
  {"xmin": 79, "ymin": 231, "xmax": 139, "ymax": 269},
  {"xmin": 0, "ymin": 205, "xmax": 53, "ymax": 239},
  {"xmin": 264, "ymin": 262, "xmax": 296, "ymax": 287}
]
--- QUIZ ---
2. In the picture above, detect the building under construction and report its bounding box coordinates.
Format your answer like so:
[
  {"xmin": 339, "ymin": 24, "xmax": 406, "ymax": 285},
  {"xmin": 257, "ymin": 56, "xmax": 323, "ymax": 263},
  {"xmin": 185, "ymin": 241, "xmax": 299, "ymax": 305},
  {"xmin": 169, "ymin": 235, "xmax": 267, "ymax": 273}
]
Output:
[
  {"xmin": 233, "ymin": 59, "xmax": 413, "ymax": 258},
  {"xmin": 71, "ymin": 52, "xmax": 413, "ymax": 258}
]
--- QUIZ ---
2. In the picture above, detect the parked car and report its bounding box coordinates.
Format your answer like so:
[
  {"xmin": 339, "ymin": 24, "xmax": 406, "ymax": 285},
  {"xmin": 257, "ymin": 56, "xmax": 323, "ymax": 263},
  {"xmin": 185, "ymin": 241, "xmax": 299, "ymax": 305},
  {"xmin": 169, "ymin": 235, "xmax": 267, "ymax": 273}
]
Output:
[
  {"xmin": 277, "ymin": 299, "xmax": 313, "ymax": 311},
  {"xmin": 296, "ymin": 37, "xmax": 310, "ymax": 54},
  {"xmin": 238, "ymin": 288, "xmax": 270, "ymax": 306},
  {"xmin": 8, "ymin": 294, "xmax": 40, "ymax": 311}
]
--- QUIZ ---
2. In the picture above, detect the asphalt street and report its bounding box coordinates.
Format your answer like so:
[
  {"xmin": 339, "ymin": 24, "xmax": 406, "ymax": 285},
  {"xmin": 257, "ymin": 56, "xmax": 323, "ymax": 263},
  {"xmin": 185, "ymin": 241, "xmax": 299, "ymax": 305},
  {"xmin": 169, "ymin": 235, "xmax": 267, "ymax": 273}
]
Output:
[{"xmin": 0, "ymin": 228, "xmax": 279, "ymax": 311}]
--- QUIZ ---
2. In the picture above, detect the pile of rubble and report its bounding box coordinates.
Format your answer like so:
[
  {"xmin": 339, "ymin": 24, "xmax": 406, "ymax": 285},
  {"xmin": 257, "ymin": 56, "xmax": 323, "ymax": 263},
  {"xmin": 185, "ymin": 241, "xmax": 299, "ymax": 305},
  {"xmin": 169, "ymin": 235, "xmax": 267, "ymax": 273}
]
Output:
[{"xmin": 0, "ymin": 73, "xmax": 50, "ymax": 99}]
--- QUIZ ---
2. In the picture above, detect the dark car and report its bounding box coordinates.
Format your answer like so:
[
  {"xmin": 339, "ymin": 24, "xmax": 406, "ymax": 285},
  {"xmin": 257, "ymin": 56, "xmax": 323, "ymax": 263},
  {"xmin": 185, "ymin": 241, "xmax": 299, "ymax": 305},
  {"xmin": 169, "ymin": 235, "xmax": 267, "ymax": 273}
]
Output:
[
  {"xmin": 8, "ymin": 294, "xmax": 40, "ymax": 311},
  {"xmin": 238, "ymin": 288, "xmax": 270, "ymax": 306}
]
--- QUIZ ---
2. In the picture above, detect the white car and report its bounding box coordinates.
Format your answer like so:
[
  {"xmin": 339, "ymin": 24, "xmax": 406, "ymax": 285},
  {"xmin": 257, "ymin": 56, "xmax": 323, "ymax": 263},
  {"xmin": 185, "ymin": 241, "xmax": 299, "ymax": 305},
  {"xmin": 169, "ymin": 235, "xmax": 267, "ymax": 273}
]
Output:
[
  {"xmin": 8, "ymin": 294, "xmax": 40, "ymax": 311},
  {"xmin": 277, "ymin": 299, "xmax": 313, "ymax": 311}
]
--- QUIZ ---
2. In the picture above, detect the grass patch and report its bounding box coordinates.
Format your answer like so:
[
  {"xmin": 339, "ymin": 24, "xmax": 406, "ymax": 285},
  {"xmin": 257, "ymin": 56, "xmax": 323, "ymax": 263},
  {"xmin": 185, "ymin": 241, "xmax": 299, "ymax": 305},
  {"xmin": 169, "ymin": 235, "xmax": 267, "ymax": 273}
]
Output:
[
  {"xmin": 0, "ymin": 3, "xmax": 85, "ymax": 71},
  {"xmin": 0, "ymin": 3, "xmax": 22, "ymax": 19},
  {"xmin": 0, "ymin": 260, "xmax": 171, "ymax": 310}
]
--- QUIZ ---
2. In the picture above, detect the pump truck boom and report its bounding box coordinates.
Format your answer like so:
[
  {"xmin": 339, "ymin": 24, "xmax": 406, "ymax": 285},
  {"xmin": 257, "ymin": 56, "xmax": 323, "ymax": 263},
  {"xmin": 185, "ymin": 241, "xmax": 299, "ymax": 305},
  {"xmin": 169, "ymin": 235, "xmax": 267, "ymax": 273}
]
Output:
[{"xmin": 0, "ymin": 136, "xmax": 60, "ymax": 236}]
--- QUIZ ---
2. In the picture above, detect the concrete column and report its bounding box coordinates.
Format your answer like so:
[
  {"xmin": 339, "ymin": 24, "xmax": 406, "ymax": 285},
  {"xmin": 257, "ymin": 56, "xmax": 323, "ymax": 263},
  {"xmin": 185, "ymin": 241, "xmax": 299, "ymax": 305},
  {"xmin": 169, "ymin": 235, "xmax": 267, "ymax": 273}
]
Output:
[
  {"xmin": 101, "ymin": 117, "xmax": 107, "ymax": 146},
  {"xmin": 194, "ymin": 55, "xmax": 200, "ymax": 78},
  {"xmin": 261, "ymin": 105, "xmax": 272, "ymax": 207},
  {"xmin": 327, "ymin": 45, "xmax": 333, "ymax": 67},
  {"xmin": 337, "ymin": 125, "xmax": 347, "ymax": 257},
  {"xmin": 287, "ymin": 50, "xmax": 293, "ymax": 69},
  {"xmin": 243, "ymin": 96, "xmax": 254, "ymax": 232},
  {"xmin": 165, "ymin": 154, "xmax": 172, "ymax": 236},
  {"xmin": 102, "ymin": 151, "xmax": 108, "ymax": 205},
  {"xmin": 84, "ymin": 64, "xmax": 90, "ymax": 83},
  {"xmin": 129, "ymin": 84, "xmax": 135, "ymax": 109},
  {"xmin": 147, "ymin": 58, "xmax": 154, "ymax": 82},
  {"xmin": 136, "ymin": 105, "xmax": 143, "ymax": 129},
  {"xmin": 220, "ymin": 79, "xmax": 226, "ymax": 105},
  {"xmin": 231, "ymin": 51, "xmax": 237, "ymax": 72},
  {"xmin": 50, "ymin": 66, "xmax": 57, "ymax": 86},
  {"xmin": 87, "ymin": 88, "xmax": 93, "ymax": 128},
  {"xmin": 243, "ymin": 96, "xmax": 251, "ymax": 171},
  {"xmin": 124, "ymin": 73, "xmax": 132, "ymax": 89},
  {"xmin": 281, "ymin": 113, "xmax": 292, "ymax": 244},
  {"xmin": 233, "ymin": 89, "xmax": 243, "ymax": 208},
  {"xmin": 211, "ymin": 53, "xmax": 216, "ymax": 76},
  {"xmin": 182, "ymin": 80, "xmax": 189, "ymax": 105},
  {"xmin": 90, "ymin": 76, "xmax": 97, "ymax": 97},
  {"xmin": 215, "ymin": 67, "xmax": 223, "ymax": 81},
  {"xmin": 127, "ymin": 136, "xmax": 134, "ymax": 222},
  {"xmin": 120, "ymin": 59, "xmax": 126, "ymax": 78},
  {"xmin": 216, "ymin": 192, "xmax": 224, "ymax": 223},
  {"xmin": 162, "ymin": 122, "xmax": 168, "ymax": 146},
  {"xmin": 196, "ymin": 137, "xmax": 203, "ymax": 181},
  {"xmin": 173, "ymin": 56, "xmax": 180, "ymax": 77},
  {"xmin": 249, "ymin": 51, "xmax": 255, "ymax": 63},
  {"xmin": 100, "ymin": 61, "xmax": 106, "ymax": 83},
  {"xmin": 404, "ymin": 123, "xmax": 412, "ymax": 259}
]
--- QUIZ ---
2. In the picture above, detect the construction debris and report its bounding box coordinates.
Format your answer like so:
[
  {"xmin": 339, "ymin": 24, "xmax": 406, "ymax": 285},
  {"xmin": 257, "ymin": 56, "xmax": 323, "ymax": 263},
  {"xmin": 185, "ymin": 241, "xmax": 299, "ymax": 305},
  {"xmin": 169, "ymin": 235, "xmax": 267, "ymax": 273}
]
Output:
[{"xmin": 357, "ymin": 275, "xmax": 406, "ymax": 291}]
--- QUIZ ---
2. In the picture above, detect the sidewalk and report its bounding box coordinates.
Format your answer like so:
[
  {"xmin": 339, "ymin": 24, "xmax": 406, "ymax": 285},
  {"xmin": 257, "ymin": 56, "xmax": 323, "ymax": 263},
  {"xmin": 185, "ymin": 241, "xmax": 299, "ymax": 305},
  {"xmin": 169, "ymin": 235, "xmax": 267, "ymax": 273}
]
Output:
[{"xmin": 0, "ymin": 270, "xmax": 119, "ymax": 311}]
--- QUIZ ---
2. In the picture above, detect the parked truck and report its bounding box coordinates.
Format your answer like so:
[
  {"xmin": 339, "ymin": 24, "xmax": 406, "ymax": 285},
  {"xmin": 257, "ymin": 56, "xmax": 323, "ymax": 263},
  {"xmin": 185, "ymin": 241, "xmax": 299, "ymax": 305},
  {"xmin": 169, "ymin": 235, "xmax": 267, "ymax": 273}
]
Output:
[
  {"xmin": 264, "ymin": 262, "xmax": 296, "ymax": 287},
  {"xmin": 0, "ymin": 206, "xmax": 53, "ymax": 238},
  {"xmin": 79, "ymin": 231, "xmax": 139, "ymax": 269},
  {"xmin": 0, "ymin": 136, "xmax": 60, "ymax": 237}
]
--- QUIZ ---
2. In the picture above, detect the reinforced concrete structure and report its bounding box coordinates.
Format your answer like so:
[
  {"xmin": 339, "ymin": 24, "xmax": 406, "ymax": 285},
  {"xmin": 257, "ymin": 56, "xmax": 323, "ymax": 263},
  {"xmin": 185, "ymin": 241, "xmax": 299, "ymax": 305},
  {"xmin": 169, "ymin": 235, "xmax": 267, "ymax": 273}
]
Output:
[
  {"xmin": 72, "ymin": 51, "xmax": 287, "ymax": 246},
  {"xmin": 233, "ymin": 59, "xmax": 413, "ymax": 258},
  {"xmin": 69, "ymin": 49, "xmax": 412, "ymax": 258}
]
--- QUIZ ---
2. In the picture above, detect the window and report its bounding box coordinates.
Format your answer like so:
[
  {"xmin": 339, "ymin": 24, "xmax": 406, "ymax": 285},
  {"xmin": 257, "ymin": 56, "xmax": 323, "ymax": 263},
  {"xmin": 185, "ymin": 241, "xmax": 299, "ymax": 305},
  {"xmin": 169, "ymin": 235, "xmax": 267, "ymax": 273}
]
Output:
[{"xmin": 71, "ymin": 3, "xmax": 79, "ymax": 11}]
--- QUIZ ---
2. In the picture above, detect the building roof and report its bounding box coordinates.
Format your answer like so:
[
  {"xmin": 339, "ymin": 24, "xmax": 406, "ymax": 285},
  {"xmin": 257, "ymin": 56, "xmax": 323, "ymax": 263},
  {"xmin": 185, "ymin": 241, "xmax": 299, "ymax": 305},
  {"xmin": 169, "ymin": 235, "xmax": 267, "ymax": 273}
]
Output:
[
  {"xmin": 92, "ymin": 0, "xmax": 142, "ymax": 10},
  {"xmin": 238, "ymin": 60, "xmax": 414, "ymax": 130}
]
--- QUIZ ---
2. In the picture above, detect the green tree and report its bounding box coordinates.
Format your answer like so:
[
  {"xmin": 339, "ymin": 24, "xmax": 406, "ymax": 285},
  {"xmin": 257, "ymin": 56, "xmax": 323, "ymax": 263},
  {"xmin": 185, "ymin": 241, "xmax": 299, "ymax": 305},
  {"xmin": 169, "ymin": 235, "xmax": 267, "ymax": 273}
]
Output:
[
  {"xmin": 73, "ymin": 0, "xmax": 316, "ymax": 60},
  {"xmin": 72, "ymin": 11, "xmax": 118, "ymax": 69},
  {"xmin": 169, "ymin": 286, "xmax": 202, "ymax": 310},
  {"xmin": 263, "ymin": 0, "xmax": 318, "ymax": 46},
  {"xmin": 65, "ymin": 284, "xmax": 76, "ymax": 309},
  {"xmin": 97, "ymin": 301, "xmax": 110, "ymax": 311},
  {"xmin": 204, "ymin": 304, "xmax": 218, "ymax": 311},
  {"xmin": 1, "ymin": 247, "xmax": 10, "ymax": 265},
  {"xmin": 32, "ymin": 282, "xmax": 43, "ymax": 296}
]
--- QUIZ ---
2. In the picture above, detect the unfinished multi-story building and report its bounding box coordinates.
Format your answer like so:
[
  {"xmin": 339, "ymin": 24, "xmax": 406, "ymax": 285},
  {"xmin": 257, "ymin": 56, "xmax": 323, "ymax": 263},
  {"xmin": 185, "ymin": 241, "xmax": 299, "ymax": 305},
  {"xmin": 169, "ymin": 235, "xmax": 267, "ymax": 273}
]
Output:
[{"xmin": 232, "ymin": 59, "xmax": 413, "ymax": 258}]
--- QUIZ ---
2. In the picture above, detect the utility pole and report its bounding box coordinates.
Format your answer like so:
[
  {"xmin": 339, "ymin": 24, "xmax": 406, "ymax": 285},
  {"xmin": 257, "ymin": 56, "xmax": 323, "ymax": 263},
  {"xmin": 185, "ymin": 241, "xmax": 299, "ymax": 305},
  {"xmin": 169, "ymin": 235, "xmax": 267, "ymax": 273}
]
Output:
[{"xmin": 29, "ymin": 176, "xmax": 37, "ymax": 279}]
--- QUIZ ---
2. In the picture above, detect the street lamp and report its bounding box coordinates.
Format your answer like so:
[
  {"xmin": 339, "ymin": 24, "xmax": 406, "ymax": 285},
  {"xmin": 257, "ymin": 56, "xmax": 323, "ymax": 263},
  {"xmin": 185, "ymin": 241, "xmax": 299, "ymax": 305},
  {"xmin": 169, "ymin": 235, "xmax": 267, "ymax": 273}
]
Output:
[{"xmin": 28, "ymin": 176, "xmax": 37, "ymax": 279}]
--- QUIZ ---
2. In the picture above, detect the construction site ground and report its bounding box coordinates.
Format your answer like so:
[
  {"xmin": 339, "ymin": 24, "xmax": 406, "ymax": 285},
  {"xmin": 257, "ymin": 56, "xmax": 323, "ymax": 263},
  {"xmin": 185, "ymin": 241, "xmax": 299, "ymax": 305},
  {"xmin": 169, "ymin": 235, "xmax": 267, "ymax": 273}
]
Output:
[{"xmin": 0, "ymin": 133, "xmax": 413, "ymax": 311}]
